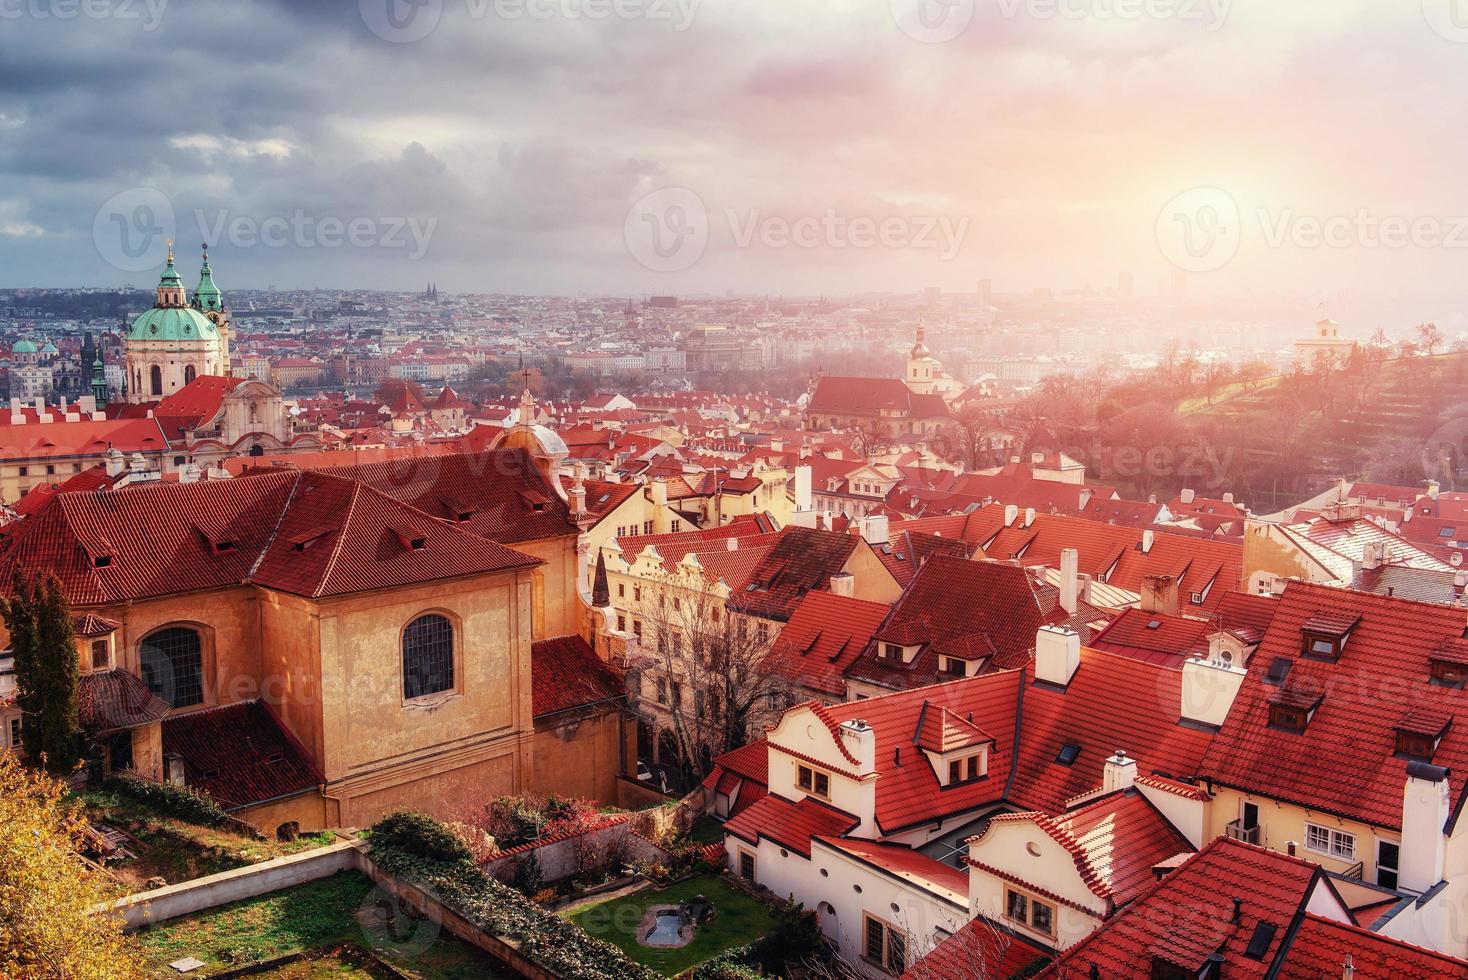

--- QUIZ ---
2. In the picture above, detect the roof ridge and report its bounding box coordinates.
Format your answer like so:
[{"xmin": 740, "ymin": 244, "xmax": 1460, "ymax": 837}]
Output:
[
  {"xmin": 244, "ymin": 471, "xmax": 304, "ymax": 585},
  {"xmin": 314, "ymin": 474, "xmax": 362, "ymax": 598}
]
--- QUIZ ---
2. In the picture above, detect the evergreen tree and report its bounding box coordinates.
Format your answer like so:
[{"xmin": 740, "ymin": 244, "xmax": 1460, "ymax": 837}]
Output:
[{"xmin": 1, "ymin": 573, "xmax": 80, "ymax": 773}]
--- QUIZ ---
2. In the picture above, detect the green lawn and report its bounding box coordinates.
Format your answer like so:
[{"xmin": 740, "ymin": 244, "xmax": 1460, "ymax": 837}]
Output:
[
  {"xmin": 136, "ymin": 871, "xmax": 511, "ymax": 979},
  {"xmin": 565, "ymin": 874, "xmax": 775, "ymax": 976}
]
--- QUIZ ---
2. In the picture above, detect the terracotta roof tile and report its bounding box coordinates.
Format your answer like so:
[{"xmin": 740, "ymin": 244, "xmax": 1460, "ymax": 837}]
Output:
[
  {"xmin": 531, "ymin": 635, "xmax": 623, "ymax": 717},
  {"xmin": 162, "ymin": 700, "xmax": 321, "ymax": 811},
  {"xmin": 723, "ymin": 793, "xmax": 859, "ymax": 858}
]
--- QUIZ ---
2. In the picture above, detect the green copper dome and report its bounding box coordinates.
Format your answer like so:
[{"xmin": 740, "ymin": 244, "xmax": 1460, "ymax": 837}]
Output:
[
  {"xmin": 193, "ymin": 251, "xmax": 223, "ymax": 312},
  {"xmin": 128, "ymin": 306, "xmax": 219, "ymax": 342},
  {"xmin": 11, "ymin": 339, "xmax": 37, "ymax": 354}
]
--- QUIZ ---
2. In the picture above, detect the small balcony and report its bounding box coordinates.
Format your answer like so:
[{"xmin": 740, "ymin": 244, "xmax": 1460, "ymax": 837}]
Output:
[{"xmin": 1225, "ymin": 819, "xmax": 1260, "ymax": 844}]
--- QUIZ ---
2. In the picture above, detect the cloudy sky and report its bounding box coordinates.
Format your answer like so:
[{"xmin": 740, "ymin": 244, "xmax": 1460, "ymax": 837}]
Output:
[{"xmin": 2, "ymin": 0, "xmax": 1466, "ymax": 299}]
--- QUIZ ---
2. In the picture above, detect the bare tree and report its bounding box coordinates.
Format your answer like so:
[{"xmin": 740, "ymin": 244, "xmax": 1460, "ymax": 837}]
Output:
[
  {"xmin": 633, "ymin": 574, "xmax": 791, "ymax": 784},
  {"xmin": 1417, "ymin": 321, "xmax": 1443, "ymax": 357}
]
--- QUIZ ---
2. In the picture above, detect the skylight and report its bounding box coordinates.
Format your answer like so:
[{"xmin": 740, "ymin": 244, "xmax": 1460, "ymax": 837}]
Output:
[{"xmin": 1056, "ymin": 743, "xmax": 1080, "ymax": 766}]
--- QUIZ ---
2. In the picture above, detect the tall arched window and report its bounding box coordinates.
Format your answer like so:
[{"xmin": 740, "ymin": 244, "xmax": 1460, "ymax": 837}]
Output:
[
  {"xmin": 184, "ymin": 365, "xmax": 197, "ymax": 385},
  {"xmin": 403, "ymin": 613, "xmax": 454, "ymax": 699},
  {"xmin": 140, "ymin": 626, "xmax": 204, "ymax": 708},
  {"xmin": 149, "ymin": 365, "xmax": 163, "ymax": 396}
]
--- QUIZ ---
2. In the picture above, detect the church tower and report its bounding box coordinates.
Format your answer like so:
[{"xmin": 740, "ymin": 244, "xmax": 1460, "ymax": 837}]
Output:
[
  {"xmin": 905, "ymin": 318, "xmax": 940, "ymax": 395},
  {"xmin": 123, "ymin": 242, "xmax": 227, "ymax": 402},
  {"xmin": 191, "ymin": 244, "xmax": 231, "ymax": 375}
]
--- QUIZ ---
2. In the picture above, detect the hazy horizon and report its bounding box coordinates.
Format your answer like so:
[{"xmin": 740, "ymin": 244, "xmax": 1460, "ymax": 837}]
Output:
[{"xmin": 3, "ymin": 0, "xmax": 1468, "ymax": 312}]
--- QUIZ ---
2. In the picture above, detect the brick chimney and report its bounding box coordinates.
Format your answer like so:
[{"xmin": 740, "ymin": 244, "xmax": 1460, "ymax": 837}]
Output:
[{"xmin": 1140, "ymin": 574, "xmax": 1179, "ymax": 617}]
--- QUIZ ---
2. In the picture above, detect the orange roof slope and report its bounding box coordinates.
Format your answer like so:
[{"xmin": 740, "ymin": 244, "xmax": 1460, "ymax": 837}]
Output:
[
  {"xmin": 1201, "ymin": 580, "xmax": 1468, "ymax": 830},
  {"xmin": 770, "ymin": 591, "xmax": 892, "ymax": 697}
]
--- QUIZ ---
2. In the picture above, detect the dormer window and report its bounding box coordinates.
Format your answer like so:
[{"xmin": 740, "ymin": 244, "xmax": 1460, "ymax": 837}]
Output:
[
  {"xmin": 883, "ymin": 643, "xmax": 903, "ymax": 660},
  {"xmin": 1300, "ymin": 614, "xmax": 1359, "ymax": 662},
  {"xmin": 947, "ymin": 754, "xmax": 981, "ymax": 784},
  {"xmin": 90, "ymin": 640, "xmax": 110, "ymax": 670},
  {"xmin": 1394, "ymin": 710, "xmax": 1450, "ymax": 761},
  {"xmin": 1431, "ymin": 658, "xmax": 1468, "ymax": 688},
  {"xmin": 1395, "ymin": 731, "xmax": 1437, "ymax": 761}
]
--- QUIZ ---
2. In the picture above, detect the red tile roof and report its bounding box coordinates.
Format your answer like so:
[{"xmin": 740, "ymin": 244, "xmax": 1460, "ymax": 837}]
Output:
[
  {"xmin": 806, "ymin": 376, "xmax": 951, "ymax": 420},
  {"xmin": 1201, "ymin": 581, "xmax": 1468, "ymax": 830},
  {"xmin": 903, "ymin": 918, "xmax": 1052, "ymax": 980},
  {"xmin": 531, "ymin": 635, "xmax": 623, "ymax": 718},
  {"xmin": 981, "ymin": 789, "xmax": 1193, "ymax": 908},
  {"xmin": 769, "ymin": 591, "xmax": 892, "ymax": 698},
  {"xmin": 1009, "ymin": 649, "xmax": 1215, "ymax": 813},
  {"xmin": 0, "ymin": 417, "xmax": 171, "ymax": 462},
  {"xmin": 151, "ymin": 375, "xmax": 247, "ymax": 428},
  {"xmin": 77, "ymin": 669, "xmax": 170, "ymax": 731},
  {"xmin": 846, "ymin": 557, "xmax": 1066, "ymax": 691},
  {"xmin": 1041, "ymin": 837, "xmax": 1328, "ymax": 979},
  {"xmin": 728, "ymin": 526, "xmax": 860, "ymax": 622},
  {"xmin": 310, "ymin": 449, "xmax": 578, "ymax": 544},
  {"xmin": 1090, "ymin": 608, "xmax": 1212, "ymax": 666},
  {"xmin": 723, "ymin": 793, "xmax": 859, "ymax": 858},
  {"xmin": 162, "ymin": 700, "xmax": 322, "ymax": 811},
  {"xmin": 1275, "ymin": 914, "xmax": 1468, "ymax": 978},
  {"xmin": 0, "ymin": 469, "xmax": 540, "ymax": 605}
]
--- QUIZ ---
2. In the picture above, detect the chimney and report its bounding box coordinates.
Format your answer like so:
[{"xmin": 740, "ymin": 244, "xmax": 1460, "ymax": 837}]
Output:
[
  {"xmin": 1428, "ymin": 480, "xmax": 1441, "ymax": 502},
  {"xmin": 770, "ymin": 438, "xmax": 783, "ymax": 453},
  {"xmin": 1141, "ymin": 528, "xmax": 1155, "ymax": 554},
  {"xmin": 840, "ymin": 718, "xmax": 877, "ymax": 775},
  {"xmin": 794, "ymin": 464, "xmax": 813, "ymax": 512},
  {"xmin": 1180, "ymin": 657, "xmax": 1247, "ymax": 728},
  {"xmin": 1060, "ymin": 548, "xmax": 1079, "ymax": 615},
  {"xmin": 1103, "ymin": 749, "xmax": 1137, "ymax": 793},
  {"xmin": 1003, "ymin": 504, "xmax": 1019, "ymax": 527},
  {"xmin": 1399, "ymin": 762, "xmax": 1451, "ymax": 893},
  {"xmin": 829, "ymin": 572, "xmax": 855, "ymax": 597},
  {"xmin": 726, "ymin": 537, "xmax": 738, "ymax": 551},
  {"xmin": 1223, "ymin": 492, "xmax": 1234, "ymax": 504},
  {"xmin": 1077, "ymin": 572, "xmax": 1093, "ymax": 605},
  {"xmin": 1035, "ymin": 625, "xmax": 1081, "ymax": 687},
  {"xmin": 650, "ymin": 476, "xmax": 668, "ymax": 507},
  {"xmin": 1031, "ymin": 452, "xmax": 1045, "ymax": 466},
  {"xmin": 1023, "ymin": 507, "xmax": 1036, "ymax": 528},
  {"xmin": 1140, "ymin": 574, "xmax": 1179, "ymax": 617},
  {"xmin": 104, "ymin": 448, "xmax": 125, "ymax": 478},
  {"xmin": 1181, "ymin": 488, "xmax": 1196, "ymax": 504},
  {"xmin": 1362, "ymin": 541, "xmax": 1381, "ymax": 570},
  {"xmin": 861, "ymin": 514, "xmax": 889, "ymax": 546}
]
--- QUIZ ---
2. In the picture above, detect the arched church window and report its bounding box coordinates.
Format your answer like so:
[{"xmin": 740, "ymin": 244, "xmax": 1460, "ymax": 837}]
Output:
[
  {"xmin": 149, "ymin": 365, "xmax": 163, "ymax": 396},
  {"xmin": 184, "ymin": 365, "xmax": 196, "ymax": 385},
  {"xmin": 139, "ymin": 626, "xmax": 204, "ymax": 708},
  {"xmin": 403, "ymin": 613, "xmax": 454, "ymax": 700}
]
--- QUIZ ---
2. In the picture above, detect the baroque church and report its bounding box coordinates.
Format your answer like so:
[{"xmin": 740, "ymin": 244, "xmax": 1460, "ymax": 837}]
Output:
[{"xmin": 125, "ymin": 242, "xmax": 232, "ymax": 402}]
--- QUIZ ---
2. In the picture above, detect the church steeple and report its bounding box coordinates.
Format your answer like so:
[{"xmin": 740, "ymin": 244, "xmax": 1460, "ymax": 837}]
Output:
[
  {"xmin": 155, "ymin": 241, "xmax": 187, "ymax": 308},
  {"xmin": 192, "ymin": 243, "xmax": 222, "ymax": 312}
]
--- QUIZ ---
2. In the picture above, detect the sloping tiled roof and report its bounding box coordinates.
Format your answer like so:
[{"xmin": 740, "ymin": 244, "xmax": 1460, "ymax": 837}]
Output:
[
  {"xmin": 1275, "ymin": 913, "xmax": 1468, "ymax": 978},
  {"xmin": 723, "ymin": 793, "xmax": 860, "ymax": 858},
  {"xmin": 313, "ymin": 449, "xmax": 577, "ymax": 544},
  {"xmin": 1090, "ymin": 608, "xmax": 1211, "ymax": 666},
  {"xmin": 769, "ymin": 591, "xmax": 892, "ymax": 698},
  {"xmin": 0, "ymin": 469, "xmax": 540, "ymax": 605},
  {"xmin": 903, "ymin": 917, "xmax": 1052, "ymax": 980},
  {"xmin": 1200, "ymin": 580, "xmax": 1468, "ymax": 830},
  {"xmin": 846, "ymin": 557, "xmax": 1064, "ymax": 690},
  {"xmin": 1042, "ymin": 837, "xmax": 1325, "ymax": 978},
  {"xmin": 807, "ymin": 376, "xmax": 951, "ymax": 420},
  {"xmin": 162, "ymin": 701, "xmax": 322, "ymax": 811},
  {"xmin": 728, "ymin": 526, "xmax": 859, "ymax": 622},
  {"xmin": 77, "ymin": 669, "xmax": 169, "ymax": 731},
  {"xmin": 986, "ymin": 789, "xmax": 1193, "ymax": 907},
  {"xmin": 531, "ymin": 635, "xmax": 623, "ymax": 718},
  {"xmin": 151, "ymin": 375, "xmax": 247, "ymax": 428}
]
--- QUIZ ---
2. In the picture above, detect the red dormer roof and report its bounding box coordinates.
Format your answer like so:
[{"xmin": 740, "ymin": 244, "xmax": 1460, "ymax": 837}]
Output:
[
  {"xmin": 152, "ymin": 375, "xmax": 247, "ymax": 429},
  {"xmin": 770, "ymin": 591, "xmax": 892, "ymax": 698},
  {"xmin": 1090, "ymin": 607, "xmax": 1212, "ymax": 666}
]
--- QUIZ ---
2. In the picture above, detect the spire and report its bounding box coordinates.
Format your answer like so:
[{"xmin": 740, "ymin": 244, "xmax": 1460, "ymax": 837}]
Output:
[
  {"xmin": 591, "ymin": 550, "xmax": 610, "ymax": 607},
  {"xmin": 155, "ymin": 240, "xmax": 186, "ymax": 308},
  {"xmin": 517, "ymin": 368, "xmax": 536, "ymax": 428},
  {"xmin": 192, "ymin": 242, "xmax": 222, "ymax": 312},
  {"xmin": 90, "ymin": 355, "xmax": 108, "ymax": 407}
]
